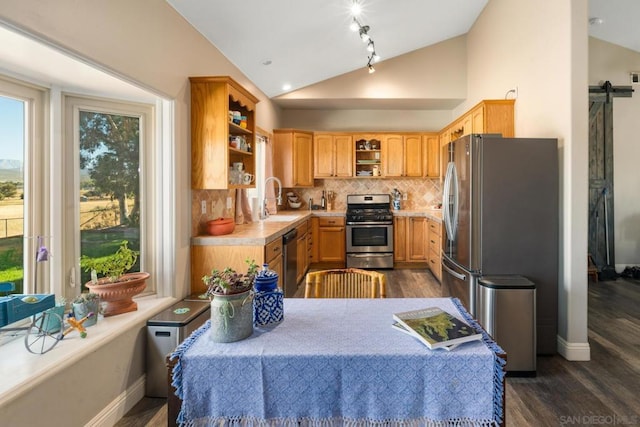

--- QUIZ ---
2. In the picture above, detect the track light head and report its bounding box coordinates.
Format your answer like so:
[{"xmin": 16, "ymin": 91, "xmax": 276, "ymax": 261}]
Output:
[
  {"xmin": 359, "ymin": 25, "xmax": 370, "ymax": 42},
  {"xmin": 350, "ymin": 17, "xmax": 360, "ymax": 32},
  {"xmin": 367, "ymin": 40, "xmax": 375, "ymax": 53}
]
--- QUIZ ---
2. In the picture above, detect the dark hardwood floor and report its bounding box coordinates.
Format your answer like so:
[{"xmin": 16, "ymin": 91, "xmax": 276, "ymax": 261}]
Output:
[{"xmin": 116, "ymin": 270, "xmax": 640, "ymax": 426}]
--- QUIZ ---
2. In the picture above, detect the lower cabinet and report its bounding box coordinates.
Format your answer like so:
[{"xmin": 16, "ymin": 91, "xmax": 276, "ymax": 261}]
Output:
[
  {"xmin": 428, "ymin": 219, "xmax": 442, "ymax": 282},
  {"xmin": 393, "ymin": 216, "xmax": 428, "ymax": 263},
  {"xmin": 191, "ymin": 244, "xmax": 270, "ymax": 294},
  {"xmin": 265, "ymin": 238, "xmax": 284, "ymax": 282},
  {"xmin": 316, "ymin": 217, "xmax": 346, "ymax": 264}
]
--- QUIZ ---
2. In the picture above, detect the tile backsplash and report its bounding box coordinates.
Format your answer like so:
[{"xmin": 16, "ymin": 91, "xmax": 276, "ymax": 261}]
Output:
[
  {"xmin": 191, "ymin": 178, "xmax": 442, "ymax": 236},
  {"xmin": 291, "ymin": 178, "xmax": 442, "ymax": 211}
]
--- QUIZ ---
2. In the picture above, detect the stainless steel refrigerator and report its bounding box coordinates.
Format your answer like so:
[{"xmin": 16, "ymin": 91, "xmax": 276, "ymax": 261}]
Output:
[{"xmin": 441, "ymin": 134, "xmax": 558, "ymax": 354}]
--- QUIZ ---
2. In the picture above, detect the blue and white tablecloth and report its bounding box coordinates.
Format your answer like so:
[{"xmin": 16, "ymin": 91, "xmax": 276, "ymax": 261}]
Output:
[{"xmin": 170, "ymin": 298, "xmax": 505, "ymax": 426}]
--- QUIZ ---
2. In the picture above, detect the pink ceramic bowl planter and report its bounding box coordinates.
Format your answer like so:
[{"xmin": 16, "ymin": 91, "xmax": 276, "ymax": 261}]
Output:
[{"xmin": 86, "ymin": 272, "xmax": 149, "ymax": 317}]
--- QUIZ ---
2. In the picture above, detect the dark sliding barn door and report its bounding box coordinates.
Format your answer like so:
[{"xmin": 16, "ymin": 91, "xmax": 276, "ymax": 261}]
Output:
[{"xmin": 588, "ymin": 81, "xmax": 633, "ymax": 272}]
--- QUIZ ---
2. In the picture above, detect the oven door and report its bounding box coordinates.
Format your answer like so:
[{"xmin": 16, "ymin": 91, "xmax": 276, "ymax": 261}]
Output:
[{"xmin": 346, "ymin": 223, "xmax": 393, "ymax": 253}]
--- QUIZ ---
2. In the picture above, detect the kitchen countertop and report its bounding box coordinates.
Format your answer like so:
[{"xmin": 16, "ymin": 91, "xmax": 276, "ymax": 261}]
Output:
[{"xmin": 191, "ymin": 209, "xmax": 441, "ymax": 246}]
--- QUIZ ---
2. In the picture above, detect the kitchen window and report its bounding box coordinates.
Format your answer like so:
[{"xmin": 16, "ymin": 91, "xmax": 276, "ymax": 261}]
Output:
[
  {"xmin": 63, "ymin": 95, "xmax": 156, "ymax": 296},
  {"xmin": 0, "ymin": 77, "xmax": 46, "ymax": 296}
]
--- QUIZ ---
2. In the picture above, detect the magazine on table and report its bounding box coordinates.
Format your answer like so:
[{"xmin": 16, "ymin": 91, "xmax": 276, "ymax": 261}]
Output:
[{"xmin": 392, "ymin": 307, "xmax": 482, "ymax": 350}]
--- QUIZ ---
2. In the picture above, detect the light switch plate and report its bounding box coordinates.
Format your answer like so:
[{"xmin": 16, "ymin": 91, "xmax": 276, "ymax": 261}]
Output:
[
  {"xmin": 201, "ymin": 200, "xmax": 207, "ymax": 214},
  {"xmin": 226, "ymin": 196, "xmax": 232, "ymax": 210},
  {"xmin": 403, "ymin": 193, "xmax": 408, "ymax": 201}
]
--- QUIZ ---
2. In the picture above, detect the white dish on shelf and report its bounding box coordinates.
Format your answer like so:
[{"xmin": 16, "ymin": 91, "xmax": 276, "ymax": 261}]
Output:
[{"xmin": 357, "ymin": 171, "xmax": 373, "ymax": 176}]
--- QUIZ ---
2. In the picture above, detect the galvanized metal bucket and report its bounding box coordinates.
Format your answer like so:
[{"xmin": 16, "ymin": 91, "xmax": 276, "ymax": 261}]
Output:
[{"xmin": 210, "ymin": 289, "xmax": 254, "ymax": 343}]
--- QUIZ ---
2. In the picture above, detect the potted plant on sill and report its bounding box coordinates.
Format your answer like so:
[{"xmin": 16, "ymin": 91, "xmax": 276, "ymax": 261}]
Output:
[
  {"xmin": 72, "ymin": 292, "xmax": 100, "ymax": 327},
  {"xmin": 80, "ymin": 240, "xmax": 149, "ymax": 317},
  {"xmin": 203, "ymin": 259, "xmax": 258, "ymax": 343}
]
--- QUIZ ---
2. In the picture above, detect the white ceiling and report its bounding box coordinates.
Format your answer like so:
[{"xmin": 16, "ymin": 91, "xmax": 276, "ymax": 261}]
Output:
[
  {"xmin": 167, "ymin": 0, "xmax": 640, "ymax": 104},
  {"xmin": 166, "ymin": 0, "xmax": 489, "ymax": 98}
]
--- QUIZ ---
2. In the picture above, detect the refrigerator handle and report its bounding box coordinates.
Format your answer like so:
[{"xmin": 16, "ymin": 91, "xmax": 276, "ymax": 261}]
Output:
[
  {"xmin": 442, "ymin": 261, "xmax": 466, "ymax": 281},
  {"xmin": 443, "ymin": 161, "xmax": 458, "ymax": 241}
]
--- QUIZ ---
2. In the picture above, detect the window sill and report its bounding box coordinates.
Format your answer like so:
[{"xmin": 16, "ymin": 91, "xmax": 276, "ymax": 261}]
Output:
[{"xmin": 0, "ymin": 296, "xmax": 177, "ymax": 407}]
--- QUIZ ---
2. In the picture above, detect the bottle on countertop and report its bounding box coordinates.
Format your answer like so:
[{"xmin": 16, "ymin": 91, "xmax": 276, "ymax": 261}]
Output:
[{"xmin": 320, "ymin": 191, "xmax": 326, "ymax": 210}]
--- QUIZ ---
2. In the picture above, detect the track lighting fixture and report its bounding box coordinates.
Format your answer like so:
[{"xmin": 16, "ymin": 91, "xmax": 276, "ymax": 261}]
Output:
[{"xmin": 349, "ymin": 1, "xmax": 380, "ymax": 74}]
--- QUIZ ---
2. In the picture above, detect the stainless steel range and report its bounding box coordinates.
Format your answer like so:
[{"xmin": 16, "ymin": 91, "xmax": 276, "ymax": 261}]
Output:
[{"xmin": 346, "ymin": 194, "xmax": 394, "ymax": 269}]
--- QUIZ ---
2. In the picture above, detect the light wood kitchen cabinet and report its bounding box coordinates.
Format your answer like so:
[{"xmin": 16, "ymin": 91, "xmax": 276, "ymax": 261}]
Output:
[
  {"xmin": 190, "ymin": 76, "xmax": 258, "ymax": 190},
  {"xmin": 428, "ymin": 219, "xmax": 442, "ymax": 282},
  {"xmin": 296, "ymin": 220, "xmax": 309, "ymax": 285},
  {"xmin": 469, "ymin": 100, "xmax": 515, "ymax": 137},
  {"xmin": 382, "ymin": 134, "xmax": 404, "ymax": 177},
  {"xmin": 393, "ymin": 216, "xmax": 428, "ymax": 263},
  {"xmin": 273, "ymin": 129, "xmax": 314, "ymax": 187},
  {"xmin": 408, "ymin": 217, "xmax": 428, "ymax": 261},
  {"xmin": 316, "ymin": 217, "xmax": 345, "ymax": 263},
  {"xmin": 191, "ymin": 241, "xmax": 281, "ymax": 294},
  {"xmin": 382, "ymin": 134, "xmax": 422, "ymax": 177},
  {"xmin": 423, "ymin": 134, "xmax": 440, "ymax": 178},
  {"xmin": 265, "ymin": 238, "xmax": 284, "ymax": 283},
  {"xmin": 314, "ymin": 133, "xmax": 353, "ymax": 178},
  {"xmin": 393, "ymin": 217, "xmax": 407, "ymax": 262},
  {"xmin": 309, "ymin": 217, "xmax": 319, "ymax": 263}
]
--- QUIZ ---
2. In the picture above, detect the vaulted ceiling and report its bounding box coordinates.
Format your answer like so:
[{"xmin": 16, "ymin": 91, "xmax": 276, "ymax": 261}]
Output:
[{"xmin": 168, "ymin": 0, "xmax": 640, "ymax": 105}]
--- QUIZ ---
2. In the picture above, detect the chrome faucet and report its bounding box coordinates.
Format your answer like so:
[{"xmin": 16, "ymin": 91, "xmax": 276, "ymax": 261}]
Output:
[{"xmin": 261, "ymin": 176, "xmax": 283, "ymax": 219}]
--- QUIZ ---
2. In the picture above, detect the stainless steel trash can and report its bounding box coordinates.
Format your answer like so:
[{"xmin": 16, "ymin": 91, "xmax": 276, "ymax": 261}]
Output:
[
  {"xmin": 146, "ymin": 299, "xmax": 210, "ymax": 397},
  {"xmin": 477, "ymin": 275, "xmax": 536, "ymax": 376}
]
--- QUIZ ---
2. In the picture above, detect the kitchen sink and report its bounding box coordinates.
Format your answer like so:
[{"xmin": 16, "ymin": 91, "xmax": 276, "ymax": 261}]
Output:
[{"xmin": 261, "ymin": 214, "xmax": 302, "ymax": 222}]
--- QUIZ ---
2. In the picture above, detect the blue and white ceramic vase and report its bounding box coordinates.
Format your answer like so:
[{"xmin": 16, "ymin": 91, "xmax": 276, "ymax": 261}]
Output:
[{"xmin": 254, "ymin": 263, "xmax": 279, "ymax": 292}]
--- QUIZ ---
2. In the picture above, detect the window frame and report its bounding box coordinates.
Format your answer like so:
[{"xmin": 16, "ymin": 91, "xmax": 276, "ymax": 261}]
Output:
[
  {"xmin": 62, "ymin": 94, "xmax": 157, "ymax": 301},
  {"xmin": 0, "ymin": 76, "xmax": 48, "ymax": 295}
]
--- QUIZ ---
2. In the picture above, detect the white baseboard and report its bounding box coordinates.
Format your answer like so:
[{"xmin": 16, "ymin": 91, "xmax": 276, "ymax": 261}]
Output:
[
  {"xmin": 85, "ymin": 374, "xmax": 146, "ymax": 427},
  {"xmin": 557, "ymin": 335, "xmax": 591, "ymax": 361}
]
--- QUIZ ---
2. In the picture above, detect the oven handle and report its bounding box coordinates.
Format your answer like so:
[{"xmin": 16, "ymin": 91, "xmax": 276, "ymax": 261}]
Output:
[
  {"xmin": 442, "ymin": 262, "xmax": 466, "ymax": 281},
  {"xmin": 347, "ymin": 253, "xmax": 393, "ymax": 258},
  {"xmin": 346, "ymin": 222, "xmax": 393, "ymax": 226}
]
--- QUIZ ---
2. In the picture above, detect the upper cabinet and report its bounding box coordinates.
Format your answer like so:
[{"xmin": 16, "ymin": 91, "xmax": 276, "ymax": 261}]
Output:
[
  {"xmin": 273, "ymin": 129, "xmax": 314, "ymax": 187},
  {"xmin": 190, "ymin": 76, "xmax": 258, "ymax": 190},
  {"xmin": 423, "ymin": 134, "xmax": 440, "ymax": 178},
  {"xmin": 314, "ymin": 133, "xmax": 353, "ymax": 178},
  {"xmin": 470, "ymin": 100, "xmax": 515, "ymax": 137},
  {"xmin": 438, "ymin": 99, "xmax": 515, "ymax": 177},
  {"xmin": 381, "ymin": 134, "xmax": 423, "ymax": 177},
  {"xmin": 445, "ymin": 99, "xmax": 515, "ymax": 144}
]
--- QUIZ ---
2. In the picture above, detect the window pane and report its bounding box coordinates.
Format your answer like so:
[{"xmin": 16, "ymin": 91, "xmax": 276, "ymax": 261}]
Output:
[
  {"xmin": 0, "ymin": 96, "xmax": 25, "ymax": 293},
  {"xmin": 78, "ymin": 111, "xmax": 141, "ymax": 287}
]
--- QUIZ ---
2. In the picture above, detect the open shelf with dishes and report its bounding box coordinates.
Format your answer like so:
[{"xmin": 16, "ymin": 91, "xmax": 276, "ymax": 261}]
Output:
[
  {"xmin": 190, "ymin": 76, "xmax": 258, "ymax": 189},
  {"xmin": 354, "ymin": 137, "xmax": 382, "ymax": 177}
]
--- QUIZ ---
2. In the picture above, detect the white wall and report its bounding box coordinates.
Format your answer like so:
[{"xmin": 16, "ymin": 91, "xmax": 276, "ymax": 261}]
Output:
[
  {"xmin": 280, "ymin": 109, "xmax": 453, "ymax": 132},
  {"xmin": 465, "ymin": 0, "xmax": 590, "ymax": 360},
  {"xmin": 279, "ymin": 36, "xmax": 467, "ymax": 130},
  {"xmin": 0, "ymin": 0, "xmax": 281, "ymax": 424},
  {"xmin": 589, "ymin": 37, "xmax": 640, "ymax": 269}
]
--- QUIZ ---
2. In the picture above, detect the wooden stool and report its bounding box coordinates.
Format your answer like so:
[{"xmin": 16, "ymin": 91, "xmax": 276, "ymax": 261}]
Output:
[{"xmin": 588, "ymin": 254, "xmax": 598, "ymax": 283}]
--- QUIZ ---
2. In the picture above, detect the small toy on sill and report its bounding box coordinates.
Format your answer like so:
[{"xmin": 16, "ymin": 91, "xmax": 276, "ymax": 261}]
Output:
[{"xmin": 62, "ymin": 312, "xmax": 94, "ymax": 339}]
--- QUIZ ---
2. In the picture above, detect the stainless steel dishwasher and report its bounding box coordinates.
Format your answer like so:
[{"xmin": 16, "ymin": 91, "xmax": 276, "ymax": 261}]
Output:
[{"xmin": 282, "ymin": 228, "xmax": 298, "ymax": 297}]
